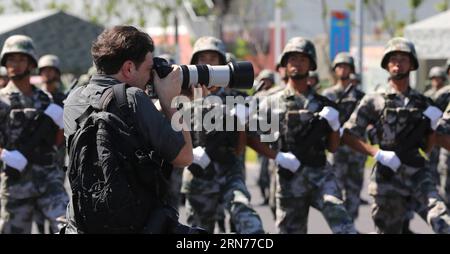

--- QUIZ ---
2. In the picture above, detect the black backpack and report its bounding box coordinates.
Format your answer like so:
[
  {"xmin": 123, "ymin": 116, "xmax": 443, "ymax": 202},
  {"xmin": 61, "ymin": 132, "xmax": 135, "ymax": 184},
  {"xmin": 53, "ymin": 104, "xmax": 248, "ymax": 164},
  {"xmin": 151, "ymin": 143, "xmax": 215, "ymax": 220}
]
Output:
[{"xmin": 67, "ymin": 84, "xmax": 172, "ymax": 233}]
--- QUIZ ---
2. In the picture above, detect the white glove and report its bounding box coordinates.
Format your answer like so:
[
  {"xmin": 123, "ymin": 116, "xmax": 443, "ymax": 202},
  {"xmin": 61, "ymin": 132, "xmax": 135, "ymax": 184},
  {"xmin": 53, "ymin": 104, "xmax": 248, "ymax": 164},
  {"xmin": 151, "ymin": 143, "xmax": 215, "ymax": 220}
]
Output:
[
  {"xmin": 192, "ymin": 146, "xmax": 211, "ymax": 169},
  {"xmin": 0, "ymin": 149, "xmax": 28, "ymax": 172},
  {"xmin": 423, "ymin": 106, "xmax": 442, "ymax": 130},
  {"xmin": 374, "ymin": 149, "xmax": 401, "ymax": 173},
  {"xmin": 319, "ymin": 106, "xmax": 340, "ymax": 131},
  {"xmin": 275, "ymin": 152, "xmax": 301, "ymax": 173},
  {"xmin": 339, "ymin": 127, "xmax": 344, "ymax": 138},
  {"xmin": 230, "ymin": 104, "xmax": 249, "ymax": 125},
  {"xmin": 44, "ymin": 103, "xmax": 64, "ymax": 129}
]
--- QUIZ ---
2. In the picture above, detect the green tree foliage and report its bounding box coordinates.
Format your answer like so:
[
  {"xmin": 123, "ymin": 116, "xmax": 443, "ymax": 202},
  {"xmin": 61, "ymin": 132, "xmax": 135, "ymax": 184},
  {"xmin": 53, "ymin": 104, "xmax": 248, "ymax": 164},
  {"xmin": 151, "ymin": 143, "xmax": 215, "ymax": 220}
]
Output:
[
  {"xmin": 435, "ymin": 0, "xmax": 449, "ymax": 12},
  {"xmin": 409, "ymin": 0, "xmax": 424, "ymax": 23},
  {"xmin": 12, "ymin": 0, "xmax": 33, "ymax": 12}
]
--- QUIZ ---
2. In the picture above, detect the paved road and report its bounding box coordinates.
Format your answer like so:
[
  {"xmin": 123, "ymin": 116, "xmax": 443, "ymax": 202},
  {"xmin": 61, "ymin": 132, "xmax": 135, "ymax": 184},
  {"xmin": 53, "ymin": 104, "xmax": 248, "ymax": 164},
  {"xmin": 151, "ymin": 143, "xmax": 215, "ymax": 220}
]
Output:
[{"xmin": 179, "ymin": 163, "xmax": 434, "ymax": 234}]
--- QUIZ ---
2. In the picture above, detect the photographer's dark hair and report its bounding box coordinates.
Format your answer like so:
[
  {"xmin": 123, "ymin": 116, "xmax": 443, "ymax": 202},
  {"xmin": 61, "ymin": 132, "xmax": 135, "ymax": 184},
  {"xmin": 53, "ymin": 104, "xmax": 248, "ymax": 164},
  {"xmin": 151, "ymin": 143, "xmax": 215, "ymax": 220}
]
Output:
[{"xmin": 91, "ymin": 26, "xmax": 154, "ymax": 75}]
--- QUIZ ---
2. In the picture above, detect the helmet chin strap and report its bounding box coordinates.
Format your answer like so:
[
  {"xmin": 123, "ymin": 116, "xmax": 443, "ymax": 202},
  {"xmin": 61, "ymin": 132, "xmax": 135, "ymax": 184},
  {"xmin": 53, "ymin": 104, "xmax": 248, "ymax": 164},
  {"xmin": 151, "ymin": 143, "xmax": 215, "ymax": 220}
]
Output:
[
  {"xmin": 390, "ymin": 71, "xmax": 410, "ymax": 81},
  {"xmin": 10, "ymin": 70, "xmax": 30, "ymax": 81}
]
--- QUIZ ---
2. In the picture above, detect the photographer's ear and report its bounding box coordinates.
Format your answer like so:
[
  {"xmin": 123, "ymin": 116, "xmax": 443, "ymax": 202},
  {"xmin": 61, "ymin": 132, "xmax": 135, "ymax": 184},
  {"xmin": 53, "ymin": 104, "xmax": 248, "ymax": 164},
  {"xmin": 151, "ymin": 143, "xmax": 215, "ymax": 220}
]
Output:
[{"xmin": 121, "ymin": 60, "xmax": 136, "ymax": 80}]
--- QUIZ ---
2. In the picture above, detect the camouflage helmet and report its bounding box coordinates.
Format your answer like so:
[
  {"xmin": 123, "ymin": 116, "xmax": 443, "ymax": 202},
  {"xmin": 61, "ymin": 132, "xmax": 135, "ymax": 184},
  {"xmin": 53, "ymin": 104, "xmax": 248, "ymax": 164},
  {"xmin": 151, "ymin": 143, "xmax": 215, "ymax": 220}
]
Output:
[
  {"xmin": 308, "ymin": 70, "xmax": 319, "ymax": 80},
  {"xmin": 254, "ymin": 69, "xmax": 275, "ymax": 92},
  {"xmin": 1, "ymin": 35, "xmax": 38, "ymax": 67},
  {"xmin": 428, "ymin": 66, "xmax": 447, "ymax": 80},
  {"xmin": 256, "ymin": 69, "xmax": 275, "ymax": 83},
  {"xmin": 0, "ymin": 66, "xmax": 7, "ymax": 77},
  {"xmin": 332, "ymin": 52, "xmax": 355, "ymax": 71},
  {"xmin": 381, "ymin": 37, "xmax": 419, "ymax": 71},
  {"xmin": 190, "ymin": 36, "xmax": 226, "ymax": 65},
  {"xmin": 38, "ymin": 54, "xmax": 61, "ymax": 73},
  {"xmin": 280, "ymin": 37, "xmax": 317, "ymax": 70},
  {"xmin": 158, "ymin": 54, "xmax": 176, "ymax": 65},
  {"xmin": 225, "ymin": 52, "xmax": 237, "ymax": 64}
]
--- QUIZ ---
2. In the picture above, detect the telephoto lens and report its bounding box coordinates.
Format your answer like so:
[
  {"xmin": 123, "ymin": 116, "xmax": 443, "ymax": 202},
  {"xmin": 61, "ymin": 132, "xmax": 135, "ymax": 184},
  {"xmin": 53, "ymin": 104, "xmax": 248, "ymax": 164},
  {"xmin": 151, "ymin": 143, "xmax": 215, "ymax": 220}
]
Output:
[{"xmin": 152, "ymin": 57, "xmax": 254, "ymax": 90}]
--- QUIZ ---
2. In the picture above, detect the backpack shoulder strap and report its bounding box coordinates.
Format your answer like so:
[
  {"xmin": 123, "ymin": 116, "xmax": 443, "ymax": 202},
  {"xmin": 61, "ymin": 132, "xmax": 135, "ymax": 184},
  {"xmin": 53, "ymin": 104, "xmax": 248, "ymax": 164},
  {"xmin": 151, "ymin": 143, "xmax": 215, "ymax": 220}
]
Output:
[
  {"xmin": 111, "ymin": 83, "xmax": 134, "ymax": 128},
  {"xmin": 74, "ymin": 88, "xmax": 114, "ymax": 127}
]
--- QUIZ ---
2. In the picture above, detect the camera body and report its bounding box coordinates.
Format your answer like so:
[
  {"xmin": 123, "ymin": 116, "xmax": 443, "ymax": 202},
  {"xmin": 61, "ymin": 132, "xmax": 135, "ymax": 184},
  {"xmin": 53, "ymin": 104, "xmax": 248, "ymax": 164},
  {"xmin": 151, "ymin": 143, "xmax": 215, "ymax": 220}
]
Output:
[{"xmin": 151, "ymin": 57, "xmax": 254, "ymax": 91}]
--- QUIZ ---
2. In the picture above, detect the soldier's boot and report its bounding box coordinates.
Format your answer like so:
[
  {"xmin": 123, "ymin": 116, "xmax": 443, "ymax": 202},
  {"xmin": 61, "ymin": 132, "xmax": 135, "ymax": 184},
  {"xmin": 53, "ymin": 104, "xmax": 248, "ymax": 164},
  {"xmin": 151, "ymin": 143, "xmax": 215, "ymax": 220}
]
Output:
[
  {"xmin": 36, "ymin": 222, "xmax": 46, "ymax": 234},
  {"xmin": 402, "ymin": 219, "xmax": 415, "ymax": 234},
  {"xmin": 217, "ymin": 218, "xmax": 226, "ymax": 233},
  {"xmin": 259, "ymin": 186, "xmax": 269, "ymax": 205},
  {"xmin": 229, "ymin": 218, "xmax": 236, "ymax": 233}
]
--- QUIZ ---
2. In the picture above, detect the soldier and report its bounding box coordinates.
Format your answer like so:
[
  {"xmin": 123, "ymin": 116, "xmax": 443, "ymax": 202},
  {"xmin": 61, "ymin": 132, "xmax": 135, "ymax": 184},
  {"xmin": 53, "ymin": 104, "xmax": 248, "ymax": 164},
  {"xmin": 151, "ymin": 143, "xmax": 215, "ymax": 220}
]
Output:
[
  {"xmin": 436, "ymin": 102, "xmax": 450, "ymax": 207},
  {"xmin": 0, "ymin": 35, "xmax": 68, "ymax": 233},
  {"xmin": 34, "ymin": 54, "xmax": 68, "ymax": 233},
  {"xmin": 342, "ymin": 37, "xmax": 450, "ymax": 234},
  {"xmin": 424, "ymin": 66, "xmax": 448, "ymax": 184},
  {"xmin": 307, "ymin": 71, "xmax": 320, "ymax": 91},
  {"xmin": 38, "ymin": 55, "xmax": 65, "ymax": 107},
  {"xmin": 253, "ymin": 69, "xmax": 276, "ymax": 205},
  {"xmin": 259, "ymin": 37, "xmax": 356, "ymax": 234},
  {"xmin": 432, "ymin": 61, "xmax": 450, "ymax": 112},
  {"xmin": 0, "ymin": 67, "xmax": 8, "ymax": 89},
  {"xmin": 253, "ymin": 69, "xmax": 275, "ymax": 96},
  {"xmin": 181, "ymin": 36, "xmax": 265, "ymax": 234},
  {"xmin": 424, "ymin": 66, "xmax": 447, "ymax": 100},
  {"xmin": 321, "ymin": 52, "xmax": 367, "ymax": 221}
]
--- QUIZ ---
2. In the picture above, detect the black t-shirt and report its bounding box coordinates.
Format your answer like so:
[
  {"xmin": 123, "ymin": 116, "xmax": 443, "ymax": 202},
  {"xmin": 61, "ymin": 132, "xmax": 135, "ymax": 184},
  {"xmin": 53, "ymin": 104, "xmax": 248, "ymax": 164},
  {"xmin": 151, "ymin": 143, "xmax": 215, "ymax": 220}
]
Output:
[{"xmin": 63, "ymin": 74, "xmax": 185, "ymax": 162}]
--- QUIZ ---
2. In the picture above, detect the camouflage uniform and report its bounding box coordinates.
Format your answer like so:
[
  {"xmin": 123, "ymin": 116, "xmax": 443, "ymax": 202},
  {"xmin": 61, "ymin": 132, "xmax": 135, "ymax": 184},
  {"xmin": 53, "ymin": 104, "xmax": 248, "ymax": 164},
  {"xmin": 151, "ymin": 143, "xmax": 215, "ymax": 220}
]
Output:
[
  {"xmin": 0, "ymin": 83, "xmax": 68, "ymax": 234},
  {"xmin": 432, "ymin": 84, "xmax": 450, "ymax": 203},
  {"xmin": 423, "ymin": 67, "xmax": 448, "ymax": 186},
  {"xmin": 345, "ymin": 86, "xmax": 450, "ymax": 233},
  {"xmin": 344, "ymin": 37, "xmax": 450, "ymax": 234},
  {"xmin": 322, "ymin": 82, "xmax": 366, "ymax": 220},
  {"xmin": 167, "ymin": 167, "xmax": 184, "ymax": 210},
  {"xmin": 253, "ymin": 83, "xmax": 286, "ymax": 217},
  {"xmin": 0, "ymin": 35, "xmax": 68, "ymax": 234},
  {"xmin": 181, "ymin": 36, "xmax": 264, "ymax": 234},
  {"xmin": 261, "ymin": 84, "xmax": 356, "ymax": 234},
  {"xmin": 180, "ymin": 91, "xmax": 264, "ymax": 234},
  {"xmin": 258, "ymin": 37, "xmax": 356, "ymax": 234},
  {"xmin": 34, "ymin": 54, "xmax": 67, "ymax": 233},
  {"xmin": 437, "ymin": 103, "xmax": 450, "ymax": 206},
  {"xmin": 253, "ymin": 70, "xmax": 277, "ymax": 205}
]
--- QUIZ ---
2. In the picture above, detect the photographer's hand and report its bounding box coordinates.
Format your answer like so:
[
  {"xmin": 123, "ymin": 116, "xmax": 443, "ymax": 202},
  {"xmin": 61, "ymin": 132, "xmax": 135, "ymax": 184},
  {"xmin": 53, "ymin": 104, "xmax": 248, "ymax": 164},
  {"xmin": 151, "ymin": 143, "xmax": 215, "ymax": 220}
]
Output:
[
  {"xmin": 190, "ymin": 84, "xmax": 209, "ymax": 99},
  {"xmin": 154, "ymin": 66, "xmax": 193, "ymax": 168},
  {"xmin": 153, "ymin": 66, "xmax": 182, "ymax": 118}
]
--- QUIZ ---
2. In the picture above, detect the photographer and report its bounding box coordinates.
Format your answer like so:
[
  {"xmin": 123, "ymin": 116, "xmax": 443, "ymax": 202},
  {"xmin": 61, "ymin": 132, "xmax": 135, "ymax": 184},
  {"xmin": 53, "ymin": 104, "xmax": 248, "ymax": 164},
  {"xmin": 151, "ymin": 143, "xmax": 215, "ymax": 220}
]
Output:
[{"xmin": 63, "ymin": 26, "xmax": 193, "ymax": 233}]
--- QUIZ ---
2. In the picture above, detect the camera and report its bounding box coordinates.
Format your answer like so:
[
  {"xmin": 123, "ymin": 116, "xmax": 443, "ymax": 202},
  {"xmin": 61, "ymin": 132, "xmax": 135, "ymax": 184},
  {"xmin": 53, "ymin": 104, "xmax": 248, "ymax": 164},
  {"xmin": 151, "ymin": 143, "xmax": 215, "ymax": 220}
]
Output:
[{"xmin": 152, "ymin": 57, "xmax": 255, "ymax": 90}]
